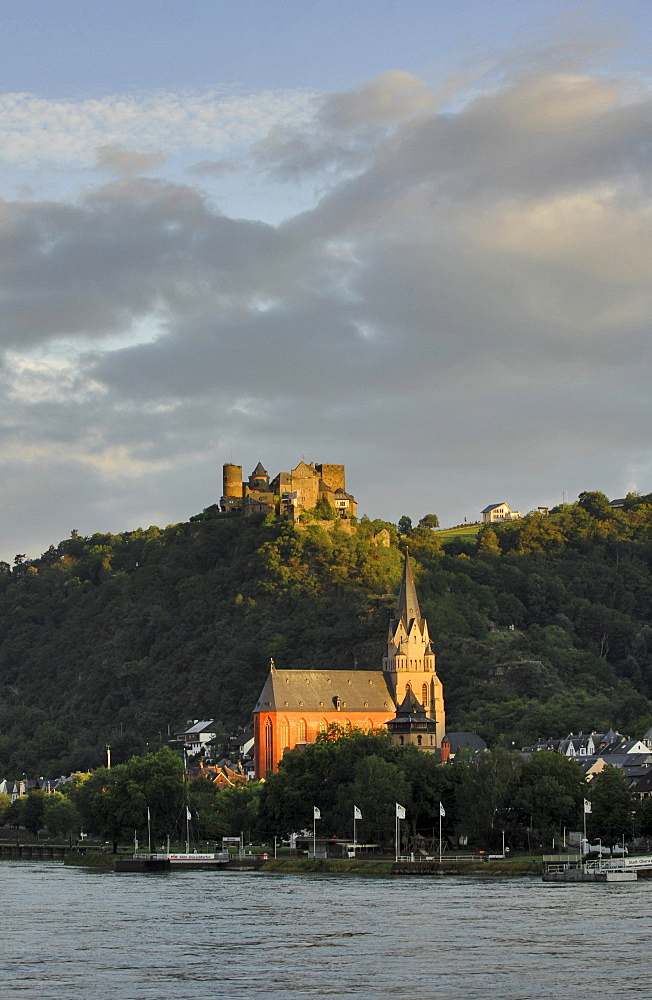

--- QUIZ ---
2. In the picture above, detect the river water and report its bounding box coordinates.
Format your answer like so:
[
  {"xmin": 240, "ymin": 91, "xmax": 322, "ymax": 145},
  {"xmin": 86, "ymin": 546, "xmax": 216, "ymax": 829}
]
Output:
[{"xmin": 1, "ymin": 861, "xmax": 650, "ymax": 999}]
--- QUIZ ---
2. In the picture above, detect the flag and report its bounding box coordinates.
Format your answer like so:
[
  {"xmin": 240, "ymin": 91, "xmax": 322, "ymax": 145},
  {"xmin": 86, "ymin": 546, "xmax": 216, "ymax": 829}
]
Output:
[
  {"xmin": 186, "ymin": 806, "xmax": 192, "ymax": 821},
  {"xmin": 396, "ymin": 803, "xmax": 406, "ymax": 820},
  {"xmin": 439, "ymin": 802, "xmax": 446, "ymax": 817},
  {"xmin": 584, "ymin": 799, "xmax": 592, "ymax": 814},
  {"xmin": 354, "ymin": 806, "xmax": 362, "ymax": 820},
  {"xmin": 313, "ymin": 806, "xmax": 321, "ymax": 819}
]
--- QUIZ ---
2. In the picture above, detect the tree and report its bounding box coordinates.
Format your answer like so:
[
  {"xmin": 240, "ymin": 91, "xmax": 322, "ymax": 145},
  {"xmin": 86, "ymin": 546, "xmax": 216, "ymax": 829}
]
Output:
[
  {"xmin": 455, "ymin": 748, "xmax": 522, "ymax": 849},
  {"xmin": 635, "ymin": 795, "xmax": 652, "ymax": 839},
  {"xmin": 577, "ymin": 491, "xmax": 612, "ymax": 519},
  {"xmin": 398, "ymin": 516, "xmax": 413, "ymax": 535},
  {"xmin": 346, "ymin": 755, "xmax": 410, "ymax": 847},
  {"xmin": 514, "ymin": 752, "xmax": 584, "ymax": 847},
  {"xmin": 21, "ymin": 791, "xmax": 47, "ymax": 835},
  {"xmin": 588, "ymin": 765, "xmax": 635, "ymax": 848},
  {"xmin": 0, "ymin": 791, "xmax": 11, "ymax": 823},
  {"xmin": 73, "ymin": 747, "xmax": 184, "ymax": 849},
  {"xmin": 478, "ymin": 528, "xmax": 501, "ymax": 556},
  {"xmin": 418, "ymin": 514, "xmax": 439, "ymax": 530},
  {"xmin": 43, "ymin": 793, "xmax": 81, "ymax": 838}
]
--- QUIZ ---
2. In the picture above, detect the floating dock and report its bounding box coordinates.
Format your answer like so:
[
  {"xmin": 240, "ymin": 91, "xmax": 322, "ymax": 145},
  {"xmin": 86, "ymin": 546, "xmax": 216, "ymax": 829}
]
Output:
[{"xmin": 542, "ymin": 854, "xmax": 652, "ymax": 883}]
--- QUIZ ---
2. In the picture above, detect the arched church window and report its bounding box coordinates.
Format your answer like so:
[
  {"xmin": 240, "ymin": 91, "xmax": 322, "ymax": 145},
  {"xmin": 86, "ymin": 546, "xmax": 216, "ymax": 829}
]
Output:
[
  {"xmin": 264, "ymin": 718, "xmax": 273, "ymax": 774},
  {"xmin": 366, "ymin": 719, "xmax": 374, "ymax": 732},
  {"xmin": 422, "ymin": 683, "xmax": 429, "ymax": 707},
  {"xmin": 297, "ymin": 718, "xmax": 307, "ymax": 743},
  {"xmin": 280, "ymin": 717, "xmax": 289, "ymax": 750},
  {"xmin": 318, "ymin": 720, "xmax": 327, "ymax": 734}
]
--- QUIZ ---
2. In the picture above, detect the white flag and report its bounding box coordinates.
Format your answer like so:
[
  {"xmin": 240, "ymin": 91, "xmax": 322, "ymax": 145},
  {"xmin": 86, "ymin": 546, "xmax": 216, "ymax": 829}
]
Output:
[
  {"xmin": 313, "ymin": 806, "xmax": 321, "ymax": 819},
  {"xmin": 584, "ymin": 799, "xmax": 592, "ymax": 814},
  {"xmin": 186, "ymin": 806, "xmax": 192, "ymax": 821},
  {"xmin": 396, "ymin": 802, "xmax": 406, "ymax": 820},
  {"xmin": 354, "ymin": 805, "xmax": 362, "ymax": 820},
  {"xmin": 439, "ymin": 802, "xmax": 446, "ymax": 817}
]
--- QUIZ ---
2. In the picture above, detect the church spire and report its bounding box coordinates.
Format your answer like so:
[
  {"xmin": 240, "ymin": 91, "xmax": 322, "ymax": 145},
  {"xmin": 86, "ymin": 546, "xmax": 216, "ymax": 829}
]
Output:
[{"xmin": 396, "ymin": 549, "xmax": 420, "ymax": 625}]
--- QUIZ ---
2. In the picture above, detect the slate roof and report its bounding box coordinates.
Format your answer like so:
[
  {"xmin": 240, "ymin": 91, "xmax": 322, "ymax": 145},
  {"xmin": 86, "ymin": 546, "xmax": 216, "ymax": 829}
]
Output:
[
  {"xmin": 251, "ymin": 462, "xmax": 268, "ymax": 477},
  {"xmin": 387, "ymin": 688, "xmax": 437, "ymax": 733},
  {"xmin": 394, "ymin": 552, "xmax": 421, "ymax": 627},
  {"xmin": 253, "ymin": 669, "xmax": 394, "ymax": 714},
  {"xmin": 176, "ymin": 720, "xmax": 216, "ymax": 737},
  {"xmin": 481, "ymin": 503, "xmax": 507, "ymax": 513},
  {"xmin": 442, "ymin": 732, "xmax": 488, "ymax": 752}
]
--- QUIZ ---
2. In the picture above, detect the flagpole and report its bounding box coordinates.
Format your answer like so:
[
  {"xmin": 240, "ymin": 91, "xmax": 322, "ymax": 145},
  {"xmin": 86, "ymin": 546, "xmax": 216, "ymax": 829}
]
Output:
[
  {"xmin": 313, "ymin": 812, "xmax": 316, "ymax": 858},
  {"xmin": 147, "ymin": 806, "xmax": 152, "ymax": 855},
  {"xmin": 439, "ymin": 803, "xmax": 442, "ymax": 863},
  {"xmin": 353, "ymin": 814, "xmax": 357, "ymax": 856},
  {"xmin": 583, "ymin": 802, "xmax": 587, "ymax": 857}
]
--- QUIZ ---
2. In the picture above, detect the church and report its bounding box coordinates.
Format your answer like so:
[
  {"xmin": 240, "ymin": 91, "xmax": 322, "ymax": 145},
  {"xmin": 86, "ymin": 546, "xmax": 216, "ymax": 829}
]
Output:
[{"xmin": 253, "ymin": 552, "xmax": 445, "ymax": 778}]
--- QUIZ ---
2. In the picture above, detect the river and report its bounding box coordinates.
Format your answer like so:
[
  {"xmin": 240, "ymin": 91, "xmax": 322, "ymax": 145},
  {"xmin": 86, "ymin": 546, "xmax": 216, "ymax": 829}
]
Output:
[{"xmin": 1, "ymin": 861, "xmax": 650, "ymax": 998}]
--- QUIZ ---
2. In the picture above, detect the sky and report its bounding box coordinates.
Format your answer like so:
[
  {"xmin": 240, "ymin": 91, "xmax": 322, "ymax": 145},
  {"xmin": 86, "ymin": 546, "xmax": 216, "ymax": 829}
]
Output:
[{"xmin": 0, "ymin": 0, "xmax": 650, "ymax": 561}]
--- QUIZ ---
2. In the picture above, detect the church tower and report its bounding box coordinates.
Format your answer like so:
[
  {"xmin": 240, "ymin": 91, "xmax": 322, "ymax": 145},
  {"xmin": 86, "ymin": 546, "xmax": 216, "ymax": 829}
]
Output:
[{"xmin": 382, "ymin": 551, "xmax": 445, "ymax": 747}]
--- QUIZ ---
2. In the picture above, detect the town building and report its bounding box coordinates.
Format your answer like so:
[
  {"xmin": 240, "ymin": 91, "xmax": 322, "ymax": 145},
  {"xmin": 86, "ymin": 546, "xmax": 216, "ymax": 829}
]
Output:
[
  {"xmin": 481, "ymin": 502, "xmax": 522, "ymax": 523},
  {"xmin": 252, "ymin": 552, "xmax": 445, "ymax": 777},
  {"xmin": 220, "ymin": 460, "xmax": 357, "ymax": 521},
  {"xmin": 173, "ymin": 720, "xmax": 217, "ymax": 757}
]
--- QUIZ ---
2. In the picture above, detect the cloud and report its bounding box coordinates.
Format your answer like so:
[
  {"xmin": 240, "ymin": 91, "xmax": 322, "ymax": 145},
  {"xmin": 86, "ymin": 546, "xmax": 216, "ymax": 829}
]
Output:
[
  {"xmin": 0, "ymin": 88, "xmax": 315, "ymax": 166},
  {"xmin": 95, "ymin": 145, "xmax": 166, "ymax": 176},
  {"xmin": 0, "ymin": 58, "xmax": 651, "ymax": 559},
  {"xmin": 186, "ymin": 158, "xmax": 241, "ymax": 177}
]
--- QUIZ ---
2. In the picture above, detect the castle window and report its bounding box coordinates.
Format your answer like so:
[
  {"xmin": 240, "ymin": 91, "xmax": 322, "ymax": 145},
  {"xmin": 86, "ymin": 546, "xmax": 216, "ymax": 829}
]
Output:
[
  {"xmin": 417, "ymin": 735, "xmax": 422, "ymax": 746},
  {"xmin": 297, "ymin": 718, "xmax": 307, "ymax": 743},
  {"xmin": 422, "ymin": 684, "xmax": 429, "ymax": 707},
  {"xmin": 399, "ymin": 736, "xmax": 404, "ymax": 745}
]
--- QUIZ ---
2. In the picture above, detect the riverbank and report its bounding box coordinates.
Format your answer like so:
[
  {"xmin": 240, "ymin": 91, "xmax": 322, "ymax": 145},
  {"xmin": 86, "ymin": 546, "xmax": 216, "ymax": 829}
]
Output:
[{"xmin": 62, "ymin": 851, "xmax": 543, "ymax": 876}]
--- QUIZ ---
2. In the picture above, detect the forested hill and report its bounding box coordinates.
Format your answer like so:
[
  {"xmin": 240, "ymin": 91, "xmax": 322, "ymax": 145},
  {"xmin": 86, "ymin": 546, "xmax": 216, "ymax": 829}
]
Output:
[{"xmin": 0, "ymin": 492, "xmax": 651, "ymax": 777}]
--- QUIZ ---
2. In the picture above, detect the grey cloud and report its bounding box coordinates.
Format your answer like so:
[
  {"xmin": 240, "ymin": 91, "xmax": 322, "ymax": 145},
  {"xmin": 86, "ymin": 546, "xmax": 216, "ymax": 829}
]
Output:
[
  {"xmin": 95, "ymin": 145, "xmax": 166, "ymax": 176},
  {"xmin": 0, "ymin": 59, "xmax": 650, "ymax": 560},
  {"xmin": 186, "ymin": 159, "xmax": 241, "ymax": 177}
]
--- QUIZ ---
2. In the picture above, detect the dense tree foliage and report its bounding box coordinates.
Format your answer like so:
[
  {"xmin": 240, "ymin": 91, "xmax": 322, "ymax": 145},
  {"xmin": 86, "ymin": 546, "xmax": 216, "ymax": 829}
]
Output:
[
  {"xmin": 588, "ymin": 765, "xmax": 635, "ymax": 848},
  {"xmin": 0, "ymin": 494, "xmax": 651, "ymax": 776}
]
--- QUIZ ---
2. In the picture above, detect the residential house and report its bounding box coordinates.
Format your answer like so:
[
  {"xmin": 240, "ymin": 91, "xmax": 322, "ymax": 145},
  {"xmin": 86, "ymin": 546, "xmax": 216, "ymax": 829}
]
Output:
[{"xmin": 481, "ymin": 503, "xmax": 522, "ymax": 523}]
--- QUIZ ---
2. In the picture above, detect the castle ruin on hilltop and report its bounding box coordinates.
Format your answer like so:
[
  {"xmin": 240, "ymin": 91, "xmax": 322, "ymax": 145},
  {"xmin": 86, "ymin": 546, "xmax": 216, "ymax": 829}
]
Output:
[{"xmin": 220, "ymin": 460, "xmax": 357, "ymax": 522}]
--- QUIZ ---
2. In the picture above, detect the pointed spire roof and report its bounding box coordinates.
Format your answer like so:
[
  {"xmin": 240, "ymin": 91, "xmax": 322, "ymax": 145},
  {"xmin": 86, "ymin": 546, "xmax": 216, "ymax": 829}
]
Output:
[
  {"xmin": 396, "ymin": 550, "xmax": 420, "ymax": 625},
  {"xmin": 396, "ymin": 687, "xmax": 426, "ymax": 716},
  {"xmin": 252, "ymin": 461, "xmax": 268, "ymax": 477}
]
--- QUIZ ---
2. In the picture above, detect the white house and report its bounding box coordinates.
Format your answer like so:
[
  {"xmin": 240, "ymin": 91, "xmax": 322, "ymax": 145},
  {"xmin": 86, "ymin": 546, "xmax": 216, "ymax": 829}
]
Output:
[
  {"xmin": 481, "ymin": 503, "xmax": 522, "ymax": 523},
  {"xmin": 174, "ymin": 720, "xmax": 217, "ymax": 756}
]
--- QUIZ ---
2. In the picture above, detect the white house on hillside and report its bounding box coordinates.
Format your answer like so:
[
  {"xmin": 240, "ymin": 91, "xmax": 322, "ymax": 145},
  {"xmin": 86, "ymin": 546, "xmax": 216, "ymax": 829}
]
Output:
[{"xmin": 482, "ymin": 502, "xmax": 522, "ymax": 523}]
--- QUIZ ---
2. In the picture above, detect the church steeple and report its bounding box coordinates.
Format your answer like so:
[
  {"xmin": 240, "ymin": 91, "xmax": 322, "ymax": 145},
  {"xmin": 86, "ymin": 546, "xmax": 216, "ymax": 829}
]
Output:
[
  {"xmin": 395, "ymin": 550, "xmax": 420, "ymax": 627},
  {"xmin": 382, "ymin": 548, "xmax": 445, "ymax": 748}
]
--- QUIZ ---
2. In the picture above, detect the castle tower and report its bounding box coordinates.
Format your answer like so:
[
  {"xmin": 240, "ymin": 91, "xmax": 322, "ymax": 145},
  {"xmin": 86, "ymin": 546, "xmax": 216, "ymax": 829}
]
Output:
[
  {"xmin": 382, "ymin": 551, "xmax": 445, "ymax": 747},
  {"xmin": 223, "ymin": 464, "xmax": 243, "ymax": 499},
  {"xmin": 249, "ymin": 462, "xmax": 269, "ymax": 490}
]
